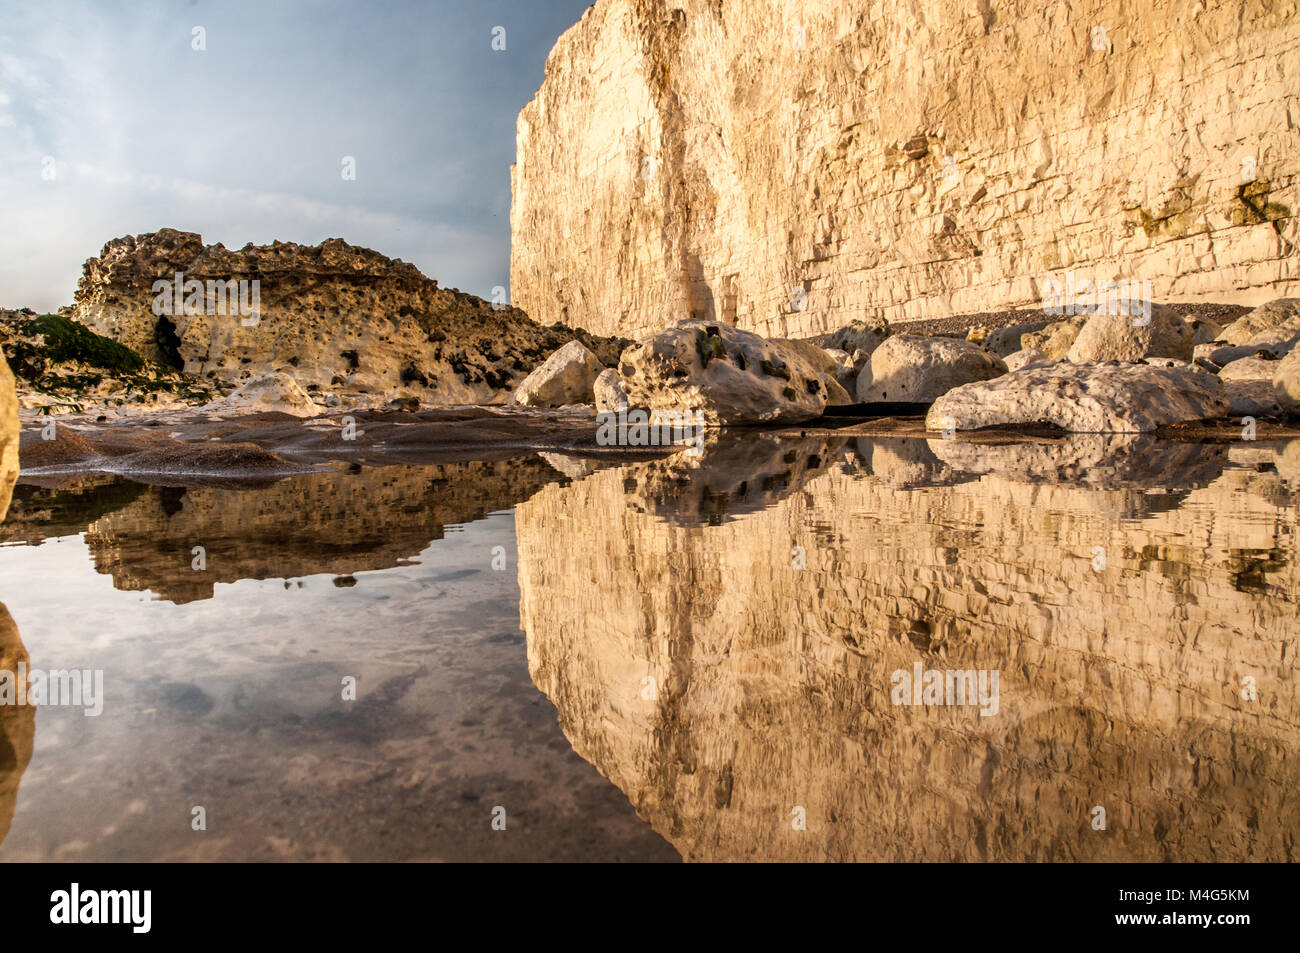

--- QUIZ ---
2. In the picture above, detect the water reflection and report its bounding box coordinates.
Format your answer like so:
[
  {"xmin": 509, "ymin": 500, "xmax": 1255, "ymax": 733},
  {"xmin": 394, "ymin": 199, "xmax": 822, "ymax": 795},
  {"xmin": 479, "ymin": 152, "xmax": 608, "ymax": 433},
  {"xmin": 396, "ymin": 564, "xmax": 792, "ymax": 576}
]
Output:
[
  {"xmin": 0, "ymin": 602, "xmax": 33, "ymax": 849},
  {"xmin": 4, "ymin": 458, "xmax": 567, "ymax": 604},
  {"xmin": 516, "ymin": 433, "xmax": 1300, "ymax": 861},
  {"xmin": 0, "ymin": 456, "xmax": 676, "ymax": 861}
]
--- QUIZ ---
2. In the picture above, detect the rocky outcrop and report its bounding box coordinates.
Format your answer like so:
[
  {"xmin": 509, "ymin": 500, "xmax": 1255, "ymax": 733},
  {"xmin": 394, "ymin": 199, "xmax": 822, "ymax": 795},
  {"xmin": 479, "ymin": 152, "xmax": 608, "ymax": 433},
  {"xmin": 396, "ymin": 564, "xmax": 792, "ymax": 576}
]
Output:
[
  {"xmin": 1066, "ymin": 305, "xmax": 1194, "ymax": 363},
  {"xmin": 927, "ymin": 362, "xmax": 1228, "ymax": 433},
  {"xmin": 613, "ymin": 320, "xmax": 835, "ymax": 424},
  {"xmin": 73, "ymin": 229, "xmax": 624, "ymax": 406},
  {"xmin": 511, "ymin": 0, "xmax": 1300, "ymax": 340},
  {"xmin": 856, "ymin": 335, "xmax": 1005, "ymax": 403},
  {"xmin": 511, "ymin": 340, "xmax": 604, "ymax": 408},
  {"xmin": 1, "ymin": 309, "xmax": 217, "ymax": 414},
  {"xmin": 514, "ymin": 435, "xmax": 1300, "ymax": 860}
]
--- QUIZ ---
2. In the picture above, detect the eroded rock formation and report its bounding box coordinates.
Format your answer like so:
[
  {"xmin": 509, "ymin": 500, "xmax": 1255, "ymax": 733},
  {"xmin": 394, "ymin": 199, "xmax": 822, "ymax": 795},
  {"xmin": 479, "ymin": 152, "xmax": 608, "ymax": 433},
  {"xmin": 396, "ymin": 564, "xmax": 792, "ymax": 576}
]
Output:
[
  {"xmin": 511, "ymin": 0, "xmax": 1300, "ymax": 339},
  {"xmin": 74, "ymin": 229, "xmax": 623, "ymax": 405}
]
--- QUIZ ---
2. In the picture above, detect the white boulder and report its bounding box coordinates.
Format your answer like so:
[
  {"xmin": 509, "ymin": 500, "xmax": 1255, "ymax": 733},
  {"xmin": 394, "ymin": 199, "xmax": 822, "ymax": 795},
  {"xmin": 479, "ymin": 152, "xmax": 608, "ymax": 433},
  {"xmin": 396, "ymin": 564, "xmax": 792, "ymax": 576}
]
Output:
[
  {"xmin": 927, "ymin": 361, "xmax": 1228, "ymax": 433},
  {"xmin": 512, "ymin": 340, "xmax": 605, "ymax": 408},
  {"xmin": 856, "ymin": 335, "xmax": 1006, "ymax": 403}
]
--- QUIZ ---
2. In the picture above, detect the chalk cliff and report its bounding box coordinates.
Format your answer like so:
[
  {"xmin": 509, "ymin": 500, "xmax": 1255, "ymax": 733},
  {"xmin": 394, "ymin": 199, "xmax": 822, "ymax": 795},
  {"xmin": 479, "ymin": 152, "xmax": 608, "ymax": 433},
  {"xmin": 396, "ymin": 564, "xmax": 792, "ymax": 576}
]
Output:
[{"xmin": 511, "ymin": 0, "xmax": 1300, "ymax": 339}]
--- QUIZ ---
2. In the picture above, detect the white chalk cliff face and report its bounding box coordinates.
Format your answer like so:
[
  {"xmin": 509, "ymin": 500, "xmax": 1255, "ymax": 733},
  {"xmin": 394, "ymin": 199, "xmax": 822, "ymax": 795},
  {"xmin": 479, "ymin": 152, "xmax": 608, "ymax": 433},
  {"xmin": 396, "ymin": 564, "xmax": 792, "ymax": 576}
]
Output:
[
  {"xmin": 514, "ymin": 435, "xmax": 1300, "ymax": 861},
  {"xmin": 511, "ymin": 0, "xmax": 1299, "ymax": 339}
]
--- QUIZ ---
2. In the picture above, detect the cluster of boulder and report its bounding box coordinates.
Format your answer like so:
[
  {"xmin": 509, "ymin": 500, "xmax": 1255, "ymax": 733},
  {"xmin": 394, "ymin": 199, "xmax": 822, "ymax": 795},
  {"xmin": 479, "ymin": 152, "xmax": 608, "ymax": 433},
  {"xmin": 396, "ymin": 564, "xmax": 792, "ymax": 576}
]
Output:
[
  {"xmin": 932, "ymin": 299, "xmax": 1299, "ymax": 432},
  {"xmin": 510, "ymin": 298, "xmax": 1300, "ymax": 435}
]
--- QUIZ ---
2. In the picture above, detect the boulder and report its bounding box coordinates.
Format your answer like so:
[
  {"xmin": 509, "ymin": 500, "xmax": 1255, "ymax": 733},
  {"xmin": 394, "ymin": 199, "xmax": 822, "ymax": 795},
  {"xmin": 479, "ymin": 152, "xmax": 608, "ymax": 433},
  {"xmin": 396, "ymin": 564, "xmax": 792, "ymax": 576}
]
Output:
[
  {"xmin": 1004, "ymin": 348, "xmax": 1048, "ymax": 372},
  {"xmin": 615, "ymin": 321, "xmax": 834, "ymax": 424},
  {"xmin": 1066, "ymin": 304, "xmax": 1194, "ymax": 363},
  {"xmin": 926, "ymin": 361, "xmax": 1228, "ymax": 433},
  {"xmin": 777, "ymin": 339, "xmax": 853, "ymax": 405},
  {"xmin": 1219, "ymin": 298, "xmax": 1300, "ymax": 345},
  {"xmin": 1273, "ymin": 348, "xmax": 1300, "ymax": 414},
  {"xmin": 985, "ymin": 320, "xmax": 1048, "ymax": 357},
  {"xmin": 823, "ymin": 317, "xmax": 889, "ymax": 359},
  {"xmin": 856, "ymin": 335, "xmax": 1006, "ymax": 403},
  {"xmin": 1224, "ymin": 379, "xmax": 1284, "ymax": 417},
  {"xmin": 593, "ymin": 367, "xmax": 630, "ymax": 412},
  {"xmin": 1219, "ymin": 355, "xmax": 1279, "ymax": 383},
  {"xmin": 200, "ymin": 372, "xmax": 320, "ymax": 417},
  {"xmin": 1202, "ymin": 328, "xmax": 1300, "ymax": 368},
  {"xmin": 511, "ymin": 340, "xmax": 604, "ymax": 408},
  {"xmin": 823, "ymin": 348, "xmax": 858, "ymax": 390},
  {"xmin": 0, "ymin": 352, "xmax": 18, "ymax": 522},
  {"xmin": 1188, "ymin": 316, "xmax": 1224, "ymax": 345},
  {"xmin": 1021, "ymin": 315, "xmax": 1086, "ymax": 360}
]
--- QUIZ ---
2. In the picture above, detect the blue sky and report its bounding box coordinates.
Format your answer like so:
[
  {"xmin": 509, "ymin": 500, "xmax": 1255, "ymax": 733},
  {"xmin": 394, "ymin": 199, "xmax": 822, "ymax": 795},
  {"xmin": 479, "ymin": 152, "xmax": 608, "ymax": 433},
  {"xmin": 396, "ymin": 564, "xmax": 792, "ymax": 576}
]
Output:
[{"xmin": 0, "ymin": 0, "xmax": 592, "ymax": 311}]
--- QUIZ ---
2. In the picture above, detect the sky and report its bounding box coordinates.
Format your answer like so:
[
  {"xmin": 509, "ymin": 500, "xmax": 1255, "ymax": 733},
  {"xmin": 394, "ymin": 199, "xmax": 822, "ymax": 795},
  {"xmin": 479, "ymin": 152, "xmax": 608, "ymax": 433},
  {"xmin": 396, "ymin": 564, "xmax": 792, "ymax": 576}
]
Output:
[{"xmin": 0, "ymin": 0, "xmax": 593, "ymax": 312}]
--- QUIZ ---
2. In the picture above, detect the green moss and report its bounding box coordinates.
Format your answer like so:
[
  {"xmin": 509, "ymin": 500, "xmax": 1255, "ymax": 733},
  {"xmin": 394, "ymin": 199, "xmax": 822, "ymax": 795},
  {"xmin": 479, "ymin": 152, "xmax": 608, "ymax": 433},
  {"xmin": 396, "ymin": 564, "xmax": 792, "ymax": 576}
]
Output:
[
  {"xmin": 1229, "ymin": 179, "xmax": 1291, "ymax": 234},
  {"xmin": 23, "ymin": 313, "xmax": 144, "ymax": 373},
  {"xmin": 761, "ymin": 359, "xmax": 791, "ymax": 380},
  {"xmin": 695, "ymin": 331, "xmax": 726, "ymax": 368}
]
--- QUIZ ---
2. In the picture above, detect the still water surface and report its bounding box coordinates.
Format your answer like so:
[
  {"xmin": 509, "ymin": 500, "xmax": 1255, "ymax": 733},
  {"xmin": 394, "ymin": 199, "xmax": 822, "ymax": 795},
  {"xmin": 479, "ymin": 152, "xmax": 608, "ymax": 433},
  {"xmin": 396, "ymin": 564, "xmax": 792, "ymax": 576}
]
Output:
[{"xmin": 0, "ymin": 434, "xmax": 1296, "ymax": 861}]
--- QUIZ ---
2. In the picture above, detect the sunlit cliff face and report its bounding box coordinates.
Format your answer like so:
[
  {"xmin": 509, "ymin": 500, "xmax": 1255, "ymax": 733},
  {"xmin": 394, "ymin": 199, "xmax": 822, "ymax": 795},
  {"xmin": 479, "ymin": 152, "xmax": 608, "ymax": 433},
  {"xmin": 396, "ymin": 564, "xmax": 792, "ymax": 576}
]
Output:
[{"xmin": 516, "ymin": 433, "xmax": 1300, "ymax": 861}]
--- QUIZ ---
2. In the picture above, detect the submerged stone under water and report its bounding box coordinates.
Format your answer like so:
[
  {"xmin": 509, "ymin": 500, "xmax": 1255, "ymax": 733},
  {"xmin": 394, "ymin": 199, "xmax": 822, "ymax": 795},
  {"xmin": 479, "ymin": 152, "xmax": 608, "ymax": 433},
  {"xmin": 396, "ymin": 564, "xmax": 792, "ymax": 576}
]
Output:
[{"xmin": 0, "ymin": 433, "xmax": 1296, "ymax": 861}]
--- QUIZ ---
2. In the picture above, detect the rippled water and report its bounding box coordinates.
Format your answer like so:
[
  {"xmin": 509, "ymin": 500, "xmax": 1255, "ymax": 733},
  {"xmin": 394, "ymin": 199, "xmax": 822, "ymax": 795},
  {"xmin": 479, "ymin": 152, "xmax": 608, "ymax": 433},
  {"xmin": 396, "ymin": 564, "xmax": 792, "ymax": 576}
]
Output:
[{"xmin": 1, "ymin": 434, "xmax": 1297, "ymax": 861}]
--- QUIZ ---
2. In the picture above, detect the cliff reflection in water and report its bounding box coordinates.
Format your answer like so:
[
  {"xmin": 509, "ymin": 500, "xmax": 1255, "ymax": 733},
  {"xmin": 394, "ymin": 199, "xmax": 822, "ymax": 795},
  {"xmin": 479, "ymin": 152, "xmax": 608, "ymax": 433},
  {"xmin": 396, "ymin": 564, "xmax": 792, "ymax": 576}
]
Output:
[{"xmin": 516, "ymin": 432, "xmax": 1300, "ymax": 861}]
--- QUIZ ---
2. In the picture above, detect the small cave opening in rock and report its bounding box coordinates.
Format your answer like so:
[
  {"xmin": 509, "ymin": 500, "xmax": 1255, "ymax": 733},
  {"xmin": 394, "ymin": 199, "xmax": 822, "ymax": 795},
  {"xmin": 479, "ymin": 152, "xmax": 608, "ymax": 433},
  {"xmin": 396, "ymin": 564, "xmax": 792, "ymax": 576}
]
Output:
[{"xmin": 154, "ymin": 316, "xmax": 184, "ymax": 371}]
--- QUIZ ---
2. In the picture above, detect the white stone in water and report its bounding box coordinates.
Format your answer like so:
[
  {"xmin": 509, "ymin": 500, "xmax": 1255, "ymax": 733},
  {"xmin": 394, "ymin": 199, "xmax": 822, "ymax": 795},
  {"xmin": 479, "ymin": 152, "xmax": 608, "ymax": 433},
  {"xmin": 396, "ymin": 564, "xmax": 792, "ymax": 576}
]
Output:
[{"xmin": 927, "ymin": 361, "xmax": 1228, "ymax": 433}]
